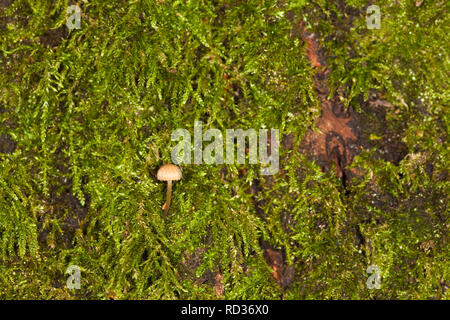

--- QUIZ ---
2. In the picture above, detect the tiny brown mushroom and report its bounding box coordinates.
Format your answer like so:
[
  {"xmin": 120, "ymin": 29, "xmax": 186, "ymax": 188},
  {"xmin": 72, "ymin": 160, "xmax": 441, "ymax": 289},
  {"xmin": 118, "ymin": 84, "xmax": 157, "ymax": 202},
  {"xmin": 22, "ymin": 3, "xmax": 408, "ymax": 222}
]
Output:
[{"xmin": 157, "ymin": 164, "xmax": 182, "ymax": 218}]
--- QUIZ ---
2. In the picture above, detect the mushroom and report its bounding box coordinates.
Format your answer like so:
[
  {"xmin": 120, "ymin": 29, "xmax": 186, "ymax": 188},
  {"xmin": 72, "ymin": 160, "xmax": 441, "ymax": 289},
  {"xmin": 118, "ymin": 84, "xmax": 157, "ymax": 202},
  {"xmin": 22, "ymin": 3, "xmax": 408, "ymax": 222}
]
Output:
[{"xmin": 157, "ymin": 164, "xmax": 182, "ymax": 218}]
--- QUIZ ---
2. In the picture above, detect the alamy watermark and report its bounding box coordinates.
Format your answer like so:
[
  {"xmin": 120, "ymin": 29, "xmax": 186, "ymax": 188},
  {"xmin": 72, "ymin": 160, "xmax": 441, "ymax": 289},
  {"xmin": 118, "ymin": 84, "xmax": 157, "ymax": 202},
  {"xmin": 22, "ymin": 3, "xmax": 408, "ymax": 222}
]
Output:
[
  {"xmin": 366, "ymin": 5, "xmax": 381, "ymax": 29},
  {"xmin": 66, "ymin": 5, "xmax": 81, "ymax": 30},
  {"xmin": 171, "ymin": 121, "xmax": 279, "ymax": 175},
  {"xmin": 366, "ymin": 265, "xmax": 381, "ymax": 289},
  {"xmin": 66, "ymin": 265, "xmax": 81, "ymax": 289}
]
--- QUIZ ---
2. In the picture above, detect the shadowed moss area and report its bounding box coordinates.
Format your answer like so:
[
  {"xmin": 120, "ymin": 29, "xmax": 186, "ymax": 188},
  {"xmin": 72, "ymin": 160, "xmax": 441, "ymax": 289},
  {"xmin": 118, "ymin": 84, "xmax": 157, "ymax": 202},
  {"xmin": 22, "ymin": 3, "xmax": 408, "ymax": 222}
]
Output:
[{"xmin": 0, "ymin": 0, "xmax": 448, "ymax": 299}]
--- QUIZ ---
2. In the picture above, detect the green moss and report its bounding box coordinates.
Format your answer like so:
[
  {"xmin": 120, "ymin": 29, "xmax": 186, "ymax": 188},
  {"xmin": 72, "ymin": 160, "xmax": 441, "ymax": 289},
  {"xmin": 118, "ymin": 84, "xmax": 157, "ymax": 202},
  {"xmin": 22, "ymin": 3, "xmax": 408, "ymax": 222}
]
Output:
[{"xmin": 0, "ymin": 0, "xmax": 448, "ymax": 299}]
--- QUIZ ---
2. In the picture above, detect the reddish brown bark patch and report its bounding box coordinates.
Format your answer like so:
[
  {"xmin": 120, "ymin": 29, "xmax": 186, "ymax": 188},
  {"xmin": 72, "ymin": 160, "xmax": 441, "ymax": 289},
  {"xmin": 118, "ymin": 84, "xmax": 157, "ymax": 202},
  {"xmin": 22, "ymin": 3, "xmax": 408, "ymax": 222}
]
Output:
[
  {"xmin": 298, "ymin": 25, "xmax": 359, "ymax": 184},
  {"xmin": 213, "ymin": 272, "xmax": 225, "ymax": 297},
  {"xmin": 261, "ymin": 242, "xmax": 295, "ymax": 290}
]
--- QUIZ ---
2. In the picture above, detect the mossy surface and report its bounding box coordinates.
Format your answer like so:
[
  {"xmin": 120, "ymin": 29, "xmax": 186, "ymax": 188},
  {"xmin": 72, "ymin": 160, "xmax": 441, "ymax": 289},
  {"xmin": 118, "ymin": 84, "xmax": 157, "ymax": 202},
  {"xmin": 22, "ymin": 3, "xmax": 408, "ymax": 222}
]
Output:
[{"xmin": 0, "ymin": 0, "xmax": 448, "ymax": 299}]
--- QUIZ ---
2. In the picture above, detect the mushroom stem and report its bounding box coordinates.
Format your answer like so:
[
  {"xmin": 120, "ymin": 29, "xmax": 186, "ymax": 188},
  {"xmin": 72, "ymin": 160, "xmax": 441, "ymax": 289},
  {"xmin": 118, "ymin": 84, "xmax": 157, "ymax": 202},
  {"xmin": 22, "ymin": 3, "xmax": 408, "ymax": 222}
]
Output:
[
  {"xmin": 157, "ymin": 164, "xmax": 181, "ymax": 218},
  {"xmin": 163, "ymin": 180, "xmax": 172, "ymax": 218}
]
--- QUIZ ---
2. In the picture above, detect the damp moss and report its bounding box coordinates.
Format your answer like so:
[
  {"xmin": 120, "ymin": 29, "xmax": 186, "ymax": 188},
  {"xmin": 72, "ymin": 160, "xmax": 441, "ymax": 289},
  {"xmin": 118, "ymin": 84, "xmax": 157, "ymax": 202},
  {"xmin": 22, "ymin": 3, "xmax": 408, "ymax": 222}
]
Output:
[{"xmin": 0, "ymin": 0, "xmax": 448, "ymax": 299}]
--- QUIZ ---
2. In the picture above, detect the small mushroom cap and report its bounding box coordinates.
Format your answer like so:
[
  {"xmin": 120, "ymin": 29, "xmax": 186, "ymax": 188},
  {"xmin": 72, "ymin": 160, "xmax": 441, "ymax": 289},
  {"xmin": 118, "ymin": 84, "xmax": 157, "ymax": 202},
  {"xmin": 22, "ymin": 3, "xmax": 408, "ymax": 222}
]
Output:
[{"xmin": 157, "ymin": 164, "xmax": 182, "ymax": 181}]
